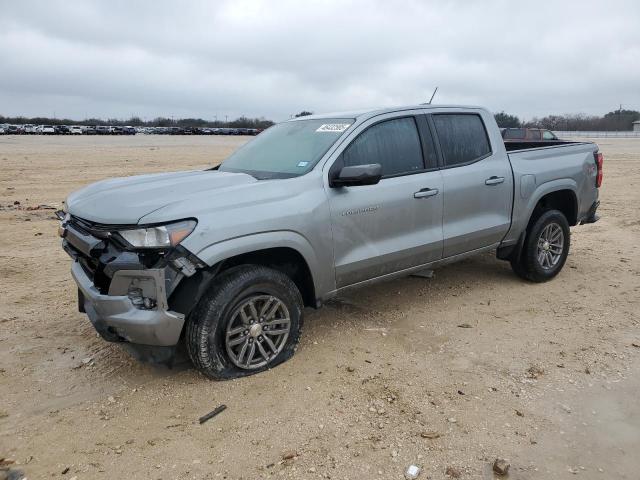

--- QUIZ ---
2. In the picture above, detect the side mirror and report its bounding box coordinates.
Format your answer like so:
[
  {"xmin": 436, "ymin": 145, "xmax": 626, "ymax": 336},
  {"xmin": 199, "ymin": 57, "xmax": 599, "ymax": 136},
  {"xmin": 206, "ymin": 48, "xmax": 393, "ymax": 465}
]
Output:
[{"xmin": 330, "ymin": 163, "xmax": 382, "ymax": 188}]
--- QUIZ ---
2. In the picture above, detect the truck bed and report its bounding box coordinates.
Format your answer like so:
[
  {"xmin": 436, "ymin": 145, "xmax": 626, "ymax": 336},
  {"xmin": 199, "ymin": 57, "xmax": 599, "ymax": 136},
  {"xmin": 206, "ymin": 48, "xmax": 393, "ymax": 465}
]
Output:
[{"xmin": 502, "ymin": 139, "xmax": 599, "ymax": 246}]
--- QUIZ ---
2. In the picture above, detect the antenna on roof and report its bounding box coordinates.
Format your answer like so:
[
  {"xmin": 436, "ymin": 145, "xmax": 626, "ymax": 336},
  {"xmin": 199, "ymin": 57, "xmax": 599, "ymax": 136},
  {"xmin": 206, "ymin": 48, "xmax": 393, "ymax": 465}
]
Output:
[{"xmin": 427, "ymin": 86, "xmax": 438, "ymax": 104}]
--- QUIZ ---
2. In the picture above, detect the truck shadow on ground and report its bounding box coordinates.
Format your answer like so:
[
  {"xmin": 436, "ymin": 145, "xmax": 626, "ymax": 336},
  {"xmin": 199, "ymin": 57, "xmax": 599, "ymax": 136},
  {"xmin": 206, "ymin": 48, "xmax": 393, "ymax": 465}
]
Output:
[{"xmin": 138, "ymin": 252, "xmax": 521, "ymax": 377}]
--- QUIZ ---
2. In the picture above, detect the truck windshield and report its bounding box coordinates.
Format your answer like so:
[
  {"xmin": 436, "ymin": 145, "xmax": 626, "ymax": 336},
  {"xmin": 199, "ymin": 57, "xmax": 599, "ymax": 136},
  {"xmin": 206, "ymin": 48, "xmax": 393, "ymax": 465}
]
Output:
[{"xmin": 219, "ymin": 118, "xmax": 354, "ymax": 179}]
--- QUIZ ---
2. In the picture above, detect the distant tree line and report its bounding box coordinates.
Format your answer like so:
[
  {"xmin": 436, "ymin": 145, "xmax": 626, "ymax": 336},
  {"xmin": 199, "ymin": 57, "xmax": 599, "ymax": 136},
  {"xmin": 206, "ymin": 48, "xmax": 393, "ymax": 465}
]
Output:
[
  {"xmin": 494, "ymin": 109, "xmax": 640, "ymax": 131},
  {"xmin": 0, "ymin": 114, "xmax": 275, "ymax": 129}
]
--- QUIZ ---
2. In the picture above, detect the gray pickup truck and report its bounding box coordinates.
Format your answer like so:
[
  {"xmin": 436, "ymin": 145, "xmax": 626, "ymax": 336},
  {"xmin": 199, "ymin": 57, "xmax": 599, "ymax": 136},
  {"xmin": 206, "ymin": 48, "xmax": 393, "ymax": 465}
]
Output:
[{"xmin": 58, "ymin": 105, "xmax": 602, "ymax": 379}]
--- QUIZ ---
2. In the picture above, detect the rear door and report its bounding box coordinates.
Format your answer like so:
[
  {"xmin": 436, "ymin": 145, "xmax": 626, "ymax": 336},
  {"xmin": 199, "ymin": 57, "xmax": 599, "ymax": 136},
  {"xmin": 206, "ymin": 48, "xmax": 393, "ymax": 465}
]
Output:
[
  {"xmin": 326, "ymin": 114, "xmax": 443, "ymax": 287},
  {"xmin": 431, "ymin": 112, "xmax": 513, "ymax": 257}
]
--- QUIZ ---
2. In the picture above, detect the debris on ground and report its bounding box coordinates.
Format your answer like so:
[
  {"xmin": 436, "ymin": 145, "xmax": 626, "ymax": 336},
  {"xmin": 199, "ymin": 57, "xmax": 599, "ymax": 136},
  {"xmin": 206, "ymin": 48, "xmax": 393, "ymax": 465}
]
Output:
[
  {"xmin": 410, "ymin": 269, "xmax": 434, "ymax": 279},
  {"xmin": 420, "ymin": 431, "xmax": 441, "ymax": 439},
  {"xmin": 559, "ymin": 403, "xmax": 572, "ymax": 414},
  {"xmin": 198, "ymin": 404, "xmax": 227, "ymax": 424},
  {"xmin": 515, "ymin": 409, "xmax": 524, "ymax": 417},
  {"xmin": 445, "ymin": 465, "xmax": 462, "ymax": 478},
  {"xmin": 282, "ymin": 450, "xmax": 297, "ymax": 460},
  {"xmin": 492, "ymin": 458, "xmax": 510, "ymax": 476},
  {"xmin": 404, "ymin": 464, "xmax": 421, "ymax": 479},
  {"xmin": 525, "ymin": 365, "xmax": 544, "ymax": 379},
  {"xmin": 457, "ymin": 323, "xmax": 473, "ymax": 328}
]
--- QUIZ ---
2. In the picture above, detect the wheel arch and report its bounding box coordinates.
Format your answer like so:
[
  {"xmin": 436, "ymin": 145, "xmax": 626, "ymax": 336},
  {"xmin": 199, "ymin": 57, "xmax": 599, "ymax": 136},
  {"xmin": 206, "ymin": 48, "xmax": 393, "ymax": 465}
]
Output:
[
  {"xmin": 500, "ymin": 183, "xmax": 578, "ymax": 262},
  {"xmin": 528, "ymin": 186, "xmax": 579, "ymax": 228},
  {"xmin": 170, "ymin": 232, "xmax": 322, "ymax": 319}
]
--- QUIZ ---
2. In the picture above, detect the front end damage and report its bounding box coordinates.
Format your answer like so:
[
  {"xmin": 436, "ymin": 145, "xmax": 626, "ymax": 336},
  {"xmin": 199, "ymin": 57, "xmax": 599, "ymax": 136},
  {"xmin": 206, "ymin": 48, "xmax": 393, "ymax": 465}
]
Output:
[{"xmin": 58, "ymin": 212, "xmax": 204, "ymax": 363}]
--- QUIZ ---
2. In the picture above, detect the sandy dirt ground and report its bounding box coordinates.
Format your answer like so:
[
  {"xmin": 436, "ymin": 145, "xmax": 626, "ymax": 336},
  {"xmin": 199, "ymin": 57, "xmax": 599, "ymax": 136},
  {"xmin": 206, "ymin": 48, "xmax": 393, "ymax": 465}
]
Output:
[{"xmin": 1, "ymin": 135, "xmax": 639, "ymax": 480}]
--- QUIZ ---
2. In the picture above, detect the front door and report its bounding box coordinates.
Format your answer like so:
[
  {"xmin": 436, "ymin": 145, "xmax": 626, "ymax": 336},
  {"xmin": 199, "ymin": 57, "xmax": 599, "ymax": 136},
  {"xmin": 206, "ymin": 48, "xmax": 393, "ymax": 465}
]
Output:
[{"xmin": 326, "ymin": 115, "xmax": 444, "ymax": 288}]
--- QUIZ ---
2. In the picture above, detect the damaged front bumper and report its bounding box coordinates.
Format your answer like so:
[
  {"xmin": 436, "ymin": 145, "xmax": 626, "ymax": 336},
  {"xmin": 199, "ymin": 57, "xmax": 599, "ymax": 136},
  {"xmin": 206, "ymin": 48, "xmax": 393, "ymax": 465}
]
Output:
[
  {"xmin": 59, "ymin": 213, "xmax": 202, "ymax": 350},
  {"xmin": 72, "ymin": 261, "xmax": 185, "ymax": 346}
]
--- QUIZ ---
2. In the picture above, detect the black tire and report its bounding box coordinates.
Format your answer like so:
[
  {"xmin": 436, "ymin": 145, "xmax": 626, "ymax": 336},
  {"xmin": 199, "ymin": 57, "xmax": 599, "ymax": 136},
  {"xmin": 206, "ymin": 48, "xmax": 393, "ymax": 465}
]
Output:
[
  {"xmin": 185, "ymin": 265, "xmax": 304, "ymax": 380},
  {"xmin": 510, "ymin": 209, "xmax": 570, "ymax": 282}
]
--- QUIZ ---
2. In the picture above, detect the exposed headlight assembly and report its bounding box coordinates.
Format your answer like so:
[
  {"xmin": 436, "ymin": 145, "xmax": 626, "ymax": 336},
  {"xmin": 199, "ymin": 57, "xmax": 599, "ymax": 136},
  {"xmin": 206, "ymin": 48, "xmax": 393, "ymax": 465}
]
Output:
[{"xmin": 118, "ymin": 219, "xmax": 197, "ymax": 249}]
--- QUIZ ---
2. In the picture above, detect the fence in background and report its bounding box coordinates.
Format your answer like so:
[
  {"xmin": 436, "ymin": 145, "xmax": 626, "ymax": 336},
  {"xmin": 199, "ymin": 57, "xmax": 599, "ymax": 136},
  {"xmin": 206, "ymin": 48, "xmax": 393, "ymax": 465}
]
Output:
[{"xmin": 554, "ymin": 131, "xmax": 640, "ymax": 138}]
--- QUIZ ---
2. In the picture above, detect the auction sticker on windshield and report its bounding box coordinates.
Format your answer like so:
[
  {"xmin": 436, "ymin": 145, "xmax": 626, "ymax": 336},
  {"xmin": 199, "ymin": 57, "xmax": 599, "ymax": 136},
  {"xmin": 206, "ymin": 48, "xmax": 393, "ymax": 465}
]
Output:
[{"xmin": 316, "ymin": 123, "xmax": 351, "ymax": 133}]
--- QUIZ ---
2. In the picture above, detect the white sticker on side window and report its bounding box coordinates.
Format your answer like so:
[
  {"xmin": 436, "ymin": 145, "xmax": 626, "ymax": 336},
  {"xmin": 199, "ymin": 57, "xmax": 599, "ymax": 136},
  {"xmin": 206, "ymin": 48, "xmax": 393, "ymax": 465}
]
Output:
[{"xmin": 316, "ymin": 123, "xmax": 351, "ymax": 133}]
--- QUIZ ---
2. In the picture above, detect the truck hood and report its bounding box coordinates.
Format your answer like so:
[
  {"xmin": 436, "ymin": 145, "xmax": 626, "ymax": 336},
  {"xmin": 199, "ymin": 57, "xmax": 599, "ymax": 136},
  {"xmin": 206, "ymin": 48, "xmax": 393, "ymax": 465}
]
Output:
[{"xmin": 65, "ymin": 170, "xmax": 257, "ymax": 224}]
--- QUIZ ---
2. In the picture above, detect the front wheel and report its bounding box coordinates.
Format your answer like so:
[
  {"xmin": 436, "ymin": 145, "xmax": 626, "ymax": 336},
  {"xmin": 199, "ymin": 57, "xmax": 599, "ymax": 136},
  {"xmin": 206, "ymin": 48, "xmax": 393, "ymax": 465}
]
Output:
[
  {"xmin": 185, "ymin": 265, "xmax": 304, "ymax": 380},
  {"xmin": 511, "ymin": 209, "xmax": 570, "ymax": 282}
]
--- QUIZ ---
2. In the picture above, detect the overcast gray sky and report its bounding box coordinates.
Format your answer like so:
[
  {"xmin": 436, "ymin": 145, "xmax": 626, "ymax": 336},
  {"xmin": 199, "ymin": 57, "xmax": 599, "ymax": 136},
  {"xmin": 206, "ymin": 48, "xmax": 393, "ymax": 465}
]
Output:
[{"xmin": 1, "ymin": 0, "xmax": 639, "ymax": 122}]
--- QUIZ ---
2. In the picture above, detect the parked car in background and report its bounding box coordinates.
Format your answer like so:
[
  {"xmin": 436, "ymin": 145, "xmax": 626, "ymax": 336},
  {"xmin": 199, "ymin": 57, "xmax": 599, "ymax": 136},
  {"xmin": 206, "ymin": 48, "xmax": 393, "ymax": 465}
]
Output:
[
  {"xmin": 95, "ymin": 126, "xmax": 109, "ymax": 135},
  {"xmin": 502, "ymin": 127, "xmax": 559, "ymax": 141},
  {"xmin": 39, "ymin": 125, "xmax": 55, "ymax": 135},
  {"xmin": 0, "ymin": 126, "xmax": 6, "ymax": 134},
  {"xmin": 122, "ymin": 126, "xmax": 137, "ymax": 135},
  {"xmin": 70, "ymin": 126, "xmax": 83, "ymax": 135},
  {"xmin": 23, "ymin": 124, "xmax": 37, "ymax": 134},
  {"xmin": 55, "ymin": 125, "xmax": 71, "ymax": 135},
  {"xmin": 6, "ymin": 125, "xmax": 22, "ymax": 135},
  {"xmin": 58, "ymin": 104, "xmax": 602, "ymax": 379}
]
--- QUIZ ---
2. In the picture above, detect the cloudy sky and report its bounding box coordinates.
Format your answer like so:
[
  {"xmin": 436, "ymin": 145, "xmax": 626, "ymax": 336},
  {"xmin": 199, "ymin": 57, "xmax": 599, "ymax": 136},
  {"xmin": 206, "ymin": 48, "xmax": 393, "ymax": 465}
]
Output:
[{"xmin": 1, "ymin": 0, "xmax": 639, "ymax": 122}]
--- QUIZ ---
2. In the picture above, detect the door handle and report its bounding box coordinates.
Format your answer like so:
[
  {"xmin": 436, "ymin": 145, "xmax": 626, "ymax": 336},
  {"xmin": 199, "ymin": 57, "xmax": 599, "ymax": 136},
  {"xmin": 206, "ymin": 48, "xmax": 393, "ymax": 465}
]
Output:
[
  {"xmin": 485, "ymin": 176, "xmax": 505, "ymax": 186},
  {"xmin": 414, "ymin": 188, "xmax": 439, "ymax": 199}
]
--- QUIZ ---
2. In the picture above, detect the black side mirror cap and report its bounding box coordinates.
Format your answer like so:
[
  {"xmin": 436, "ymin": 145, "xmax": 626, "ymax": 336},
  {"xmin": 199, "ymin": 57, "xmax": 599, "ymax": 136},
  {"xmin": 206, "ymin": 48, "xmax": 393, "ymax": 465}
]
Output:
[{"xmin": 330, "ymin": 163, "xmax": 382, "ymax": 188}]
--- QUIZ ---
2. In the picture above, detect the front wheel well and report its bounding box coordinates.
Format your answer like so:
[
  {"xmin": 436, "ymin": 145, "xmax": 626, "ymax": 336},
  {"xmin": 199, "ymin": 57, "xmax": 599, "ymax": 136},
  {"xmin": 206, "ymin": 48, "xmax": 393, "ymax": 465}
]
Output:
[
  {"xmin": 218, "ymin": 247, "xmax": 316, "ymax": 308},
  {"xmin": 169, "ymin": 247, "xmax": 318, "ymax": 319}
]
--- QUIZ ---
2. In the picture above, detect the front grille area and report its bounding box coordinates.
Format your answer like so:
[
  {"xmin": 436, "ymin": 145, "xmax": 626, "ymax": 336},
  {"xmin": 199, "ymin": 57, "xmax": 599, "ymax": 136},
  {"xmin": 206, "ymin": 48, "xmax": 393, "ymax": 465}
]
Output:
[
  {"xmin": 64, "ymin": 216, "xmax": 126, "ymax": 294},
  {"xmin": 63, "ymin": 215, "xmax": 162, "ymax": 295}
]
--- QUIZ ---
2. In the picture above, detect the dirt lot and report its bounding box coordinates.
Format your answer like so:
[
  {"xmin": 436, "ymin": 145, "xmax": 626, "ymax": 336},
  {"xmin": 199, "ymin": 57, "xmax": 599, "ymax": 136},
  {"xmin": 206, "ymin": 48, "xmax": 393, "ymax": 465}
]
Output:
[{"xmin": 1, "ymin": 135, "xmax": 639, "ymax": 480}]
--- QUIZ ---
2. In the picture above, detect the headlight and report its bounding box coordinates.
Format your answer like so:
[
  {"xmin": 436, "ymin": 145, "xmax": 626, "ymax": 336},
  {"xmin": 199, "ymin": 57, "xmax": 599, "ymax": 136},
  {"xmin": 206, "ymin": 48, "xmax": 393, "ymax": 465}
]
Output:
[{"xmin": 118, "ymin": 220, "xmax": 196, "ymax": 248}]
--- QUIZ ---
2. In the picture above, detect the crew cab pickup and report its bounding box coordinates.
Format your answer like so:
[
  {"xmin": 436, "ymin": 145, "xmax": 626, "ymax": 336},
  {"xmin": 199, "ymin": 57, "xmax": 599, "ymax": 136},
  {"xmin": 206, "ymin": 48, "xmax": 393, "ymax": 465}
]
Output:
[{"xmin": 58, "ymin": 105, "xmax": 602, "ymax": 379}]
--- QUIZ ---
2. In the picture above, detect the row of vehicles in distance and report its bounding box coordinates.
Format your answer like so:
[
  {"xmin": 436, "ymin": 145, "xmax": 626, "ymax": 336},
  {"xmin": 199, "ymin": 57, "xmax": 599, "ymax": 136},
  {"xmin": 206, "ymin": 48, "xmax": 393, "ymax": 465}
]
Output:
[
  {"xmin": 140, "ymin": 127, "xmax": 260, "ymax": 135},
  {"xmin": 0, "ymin": 124, "xmax": 261, "ymax": 135}
]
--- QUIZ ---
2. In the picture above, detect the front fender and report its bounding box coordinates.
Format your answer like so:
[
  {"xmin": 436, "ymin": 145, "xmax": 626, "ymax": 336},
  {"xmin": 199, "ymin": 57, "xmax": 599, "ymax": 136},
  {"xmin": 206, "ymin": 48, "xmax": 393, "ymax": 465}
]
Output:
[{"xmin": 192, "ymin": 230, "xmax": 330, "ymax": 296}]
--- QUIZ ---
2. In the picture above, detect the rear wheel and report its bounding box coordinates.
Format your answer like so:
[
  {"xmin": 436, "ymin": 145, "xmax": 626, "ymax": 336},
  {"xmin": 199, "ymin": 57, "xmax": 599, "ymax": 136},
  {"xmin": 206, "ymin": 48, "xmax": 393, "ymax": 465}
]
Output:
[
  {"xmin": 185, "ymin": 265, "xmax": 304, "ymax": 380},
  {"xmin": 510, "ymin": 209, "xmax": 570, "ymax": 282}
]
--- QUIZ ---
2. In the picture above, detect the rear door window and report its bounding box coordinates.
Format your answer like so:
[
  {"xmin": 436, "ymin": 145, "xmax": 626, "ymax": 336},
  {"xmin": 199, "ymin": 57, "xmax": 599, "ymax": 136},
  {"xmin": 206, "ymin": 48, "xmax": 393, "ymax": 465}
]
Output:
[
  {"xmin": 543, "ymin": 130, "xmax": 556, "ymax": 140},
  {"xmin": 432, "ymin": 114, "xmax": 492, "ymax": 167},
  {"xmin": 342, "ymin": 117, "xmax": 425, "ymax": 177},
  {"xmin": 528, "ymin": 129, "xmax": 542, "ymax": 140}
]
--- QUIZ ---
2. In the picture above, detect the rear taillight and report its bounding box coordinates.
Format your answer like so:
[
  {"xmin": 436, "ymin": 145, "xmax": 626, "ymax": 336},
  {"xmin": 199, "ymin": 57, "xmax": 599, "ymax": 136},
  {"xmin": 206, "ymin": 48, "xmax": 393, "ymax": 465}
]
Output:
[{"xmin": 595, "ymin": 152, "xmax": 603, "ymax": 188}]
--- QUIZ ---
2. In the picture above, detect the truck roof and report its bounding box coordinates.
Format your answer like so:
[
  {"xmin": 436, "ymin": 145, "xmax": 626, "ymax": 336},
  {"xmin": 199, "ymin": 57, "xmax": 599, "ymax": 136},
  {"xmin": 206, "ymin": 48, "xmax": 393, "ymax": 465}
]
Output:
[{"xmin": 288, "ymin": 104, "xmax": 485, "ymax": 122}]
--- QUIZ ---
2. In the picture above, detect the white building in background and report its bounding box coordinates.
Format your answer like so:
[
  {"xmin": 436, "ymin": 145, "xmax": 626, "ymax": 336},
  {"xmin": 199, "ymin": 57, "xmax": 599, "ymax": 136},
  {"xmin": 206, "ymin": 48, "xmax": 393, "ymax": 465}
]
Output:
[{"xmin": 633, "ymin": 121, "xmax": 640, "ymax": 132}]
